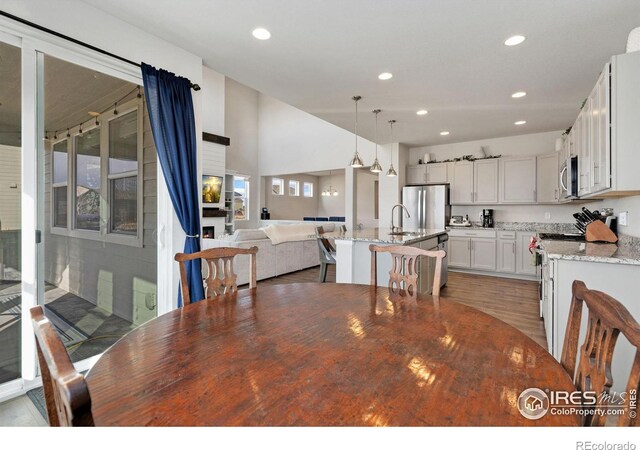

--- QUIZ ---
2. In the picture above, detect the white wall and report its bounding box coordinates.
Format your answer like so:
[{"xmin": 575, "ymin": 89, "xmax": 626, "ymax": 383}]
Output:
[
  {"xmin": 356, "ymin": 169, "xmax": 378, "ymax": 228},
  {"xmin": 224, "ymin": 78, "xmax": 260, "ymax": 229},
  {"xmin": 0, "ymin": 145, "xmax": 21, "ymax": 231},
  {"xmin": 378, "ymin": 143, "xmax": 408, "ymax": 229},
  {"xmin": 409, "ymin": 130, "xmax": 564, "ymax": 164},
  {"xmin": 317, "ymin": 174, "xmax": 345, "ymax": 218},
  {"xmin": 608, "ymin": 196, "xmax": 640, "ymax": 238},
  {"xmin": 258, "ymin": 94, "xmax": 376, "ymax": 176},
  {"xmin": 264, "ymin": 174, "xmax": 320, "ymax": 220}
]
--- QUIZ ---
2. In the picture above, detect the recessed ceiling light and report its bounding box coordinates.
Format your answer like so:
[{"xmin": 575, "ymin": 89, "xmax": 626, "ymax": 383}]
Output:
[
  {"xmin": 378, "ymin": 72, "xmax": 393, "ymax": 80},
  {"xmin": 440, "ymin": 131, "xmax": 450, "ymax": 136},
  {"xmin": 514, "ymin": 120, "xmax": 527, "ymax": 125},
  {"xmin": 511, "ymin": 91, "xmax": 527, "ymax": 98},
  {"xmin": 252, "ymin": 28, "xmax": 271, "ymax": 40},
  {"xmin": 416, "ymin": 109, "xmax": 428, "ymax": 116},
  {"xmin": 504, "ymin": 35, "xmax": 526, "ymax": 46}
]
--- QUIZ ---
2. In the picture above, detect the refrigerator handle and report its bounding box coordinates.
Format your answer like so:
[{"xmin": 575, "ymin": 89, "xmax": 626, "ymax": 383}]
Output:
[{"xmin": 418, "ymin": 187, "xmax": 424, "ymax": 229}]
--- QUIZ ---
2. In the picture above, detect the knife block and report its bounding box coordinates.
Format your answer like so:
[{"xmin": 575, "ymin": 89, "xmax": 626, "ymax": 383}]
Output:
[{"xmin": 585, "ymin": 220, "xmax": 618, "ymax": 243}]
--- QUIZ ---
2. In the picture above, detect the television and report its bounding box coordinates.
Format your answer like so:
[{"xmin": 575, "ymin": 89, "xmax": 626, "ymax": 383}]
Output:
[{"xmin": 202, "ymin": 175, "xmax": 223, "ymax": 204}]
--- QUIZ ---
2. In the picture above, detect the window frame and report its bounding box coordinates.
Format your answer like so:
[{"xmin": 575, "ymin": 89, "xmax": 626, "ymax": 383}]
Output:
[
  {"xmin": 303, "ymin": 182, "xmax": 314, "ymax": 198},
  {"xmin": 271, "ymin": 177, "xmax": 284, "ymax": 196},
  {"xmin": 288, "ymin": 179, "xmax": 300, "ymax": 196},
  {"xmin": 50, "ymin": 137, "xmax": 70, "ymax": 232},
  {"xmin": 49, "ymin": 97, "xmax": 144, "ymax": 247},
  {"xmin": 233, "ymin": 175, "xmax": 250, "ymax": 222}
]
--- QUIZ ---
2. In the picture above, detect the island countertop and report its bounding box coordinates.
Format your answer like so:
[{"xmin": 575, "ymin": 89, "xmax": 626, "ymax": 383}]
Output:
[
  {"xmin": 539, "ymin": 239, "xmax": 640, "ymax": 266},
  {"xmin": 330, "ymin": 228, "xmax": 447, "ymax": 245}
]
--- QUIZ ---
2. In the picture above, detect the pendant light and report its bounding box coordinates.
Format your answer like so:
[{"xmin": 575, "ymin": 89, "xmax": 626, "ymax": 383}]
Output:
[
  {"xmin": 322, "ymin": 170, "xmax": 339, "ymax": 196},
  {"xmin": 370, "ymin": 109, "xmax": 383, "ymax": 173},
  {"xmin": 349, "ymin": 95, "xmax": 364, "ymax": 167},
  {"xmin": 386, "ymin": 119, "xmax": 398, "ymax": 177}
]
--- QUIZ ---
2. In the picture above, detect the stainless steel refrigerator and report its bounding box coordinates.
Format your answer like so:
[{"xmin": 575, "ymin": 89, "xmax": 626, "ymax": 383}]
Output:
[{"xmin": 401, "ymin": 184, "xmax": 450, "ymax": 230}]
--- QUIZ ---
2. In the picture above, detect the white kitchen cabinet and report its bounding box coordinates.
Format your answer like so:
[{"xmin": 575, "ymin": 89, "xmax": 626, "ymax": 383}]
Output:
[
  {"xmin": 516, "ymin": 231, "xmax": 537, "ymax": 276},
  {"xmin": 450, "ymin": 161, "xmax": 474, "ymax": 204},
  {"xmin": 448, "ymin": 237, "xmax": 471, "ymax": 268},
  {"xmin": 536, "ymin": 153, "xmax": 560, "ymax": 203},
  {"xmin": 473, "ymin": 159, "xmax": 499, "ymax": 204},
  {"xmin": 425, "ymin": 163, "xmax": 448, "ymax": 183},
  {"xmin": 589, "ymin": 64, "xmax": 611, "ymax": 194},
  {"xmin": 578, "ymin": 102, "xmax": 592, "ymax": 197},
  {"xmin": 406, "ymin": 164, "xmax": 427, "ymax": 185},
  {"xmin": 497, "ymin": 238, "xmax": 516, "ymax": 273},
  {"xmin": 470, "ymin": 238, "xmax": 496, "ymax": 271},
  {"xmin": 499, "ymin": 156, "xmax": 537, "ymax": 203}
]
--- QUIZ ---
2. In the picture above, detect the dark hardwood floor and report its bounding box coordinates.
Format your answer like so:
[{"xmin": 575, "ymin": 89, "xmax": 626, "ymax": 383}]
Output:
[{"xmin": 256, "ymin": 265, "xmax": 547, "ymax": 349}]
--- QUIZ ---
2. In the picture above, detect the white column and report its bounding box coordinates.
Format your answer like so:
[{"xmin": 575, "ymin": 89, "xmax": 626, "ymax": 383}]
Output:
[{"xmin": 344, "ymin": 166, "xmax": 357, "ymax": 230}]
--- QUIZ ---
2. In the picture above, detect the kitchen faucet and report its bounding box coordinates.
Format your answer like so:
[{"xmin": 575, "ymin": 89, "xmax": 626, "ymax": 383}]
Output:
[{"xmin": 391, "ymin": 204, "xmax": 410, "ymax": 233}]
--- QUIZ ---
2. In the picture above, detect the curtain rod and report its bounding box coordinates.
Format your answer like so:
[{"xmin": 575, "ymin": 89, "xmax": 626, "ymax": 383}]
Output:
[{"xmin": 0, "ymin": 9, "xmax": 201, "ymax": 91}]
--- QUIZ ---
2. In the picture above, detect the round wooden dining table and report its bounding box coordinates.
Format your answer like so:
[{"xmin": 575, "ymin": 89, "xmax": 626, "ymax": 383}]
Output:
[{"xmin": 86, "ymin": 283, "xmax": 580, "ymax": 426}]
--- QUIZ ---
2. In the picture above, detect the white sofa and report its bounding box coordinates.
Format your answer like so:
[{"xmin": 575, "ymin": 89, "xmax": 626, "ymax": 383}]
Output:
[{"xmin": 201, "ymin": 223, "xmax": 329, "ymax": 286}]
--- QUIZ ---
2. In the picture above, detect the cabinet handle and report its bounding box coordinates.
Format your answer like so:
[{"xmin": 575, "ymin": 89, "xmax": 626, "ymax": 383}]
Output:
[{"xmin": 512, "ymin": 242, "xmax": 515, "ymax": 253}]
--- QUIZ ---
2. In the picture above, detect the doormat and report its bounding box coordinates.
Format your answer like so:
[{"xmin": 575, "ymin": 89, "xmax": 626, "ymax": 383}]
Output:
[
  {"xmin": 26, "ymin": 387, "xmax": 46, "ymax": 421},
  {"xmin": 44, "ymin": 308, "xmax": 89, "ymax": 347}
]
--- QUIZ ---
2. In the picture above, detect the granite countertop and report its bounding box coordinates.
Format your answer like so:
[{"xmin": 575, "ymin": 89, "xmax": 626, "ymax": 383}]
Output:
[
  {"xmin": 539, "ymin": 239, "xmax": 640, "ymax": 266},
  {"xmin": 331, "ymin": 228, "xmax": 447, "ymax": 245},
  {"xmin": 447, "ymin": 222, "xmax": 578, "ymax": 233}
]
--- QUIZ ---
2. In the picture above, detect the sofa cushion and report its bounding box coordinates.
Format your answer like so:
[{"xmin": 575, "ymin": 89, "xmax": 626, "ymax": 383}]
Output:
[
  {"xmin": 260, "ymin": 223, "xmax": 316, "ymax": 245},
  {"xmin": 231, "ymin": 229, "xmax": 268, "ymax": 242}
]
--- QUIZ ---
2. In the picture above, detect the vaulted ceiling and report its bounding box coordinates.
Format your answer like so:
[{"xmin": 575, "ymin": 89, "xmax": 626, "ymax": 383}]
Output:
[{"xmin": 79, "ymin": 0, "xmax": 640, "ymax": 146}]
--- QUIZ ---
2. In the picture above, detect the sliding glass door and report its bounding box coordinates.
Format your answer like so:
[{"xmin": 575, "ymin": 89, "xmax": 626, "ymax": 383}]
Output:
[
  {"xmin": 36, "ymin": 53, "xmax": 157, "ymax": 363},
  {"xmin": 0, "ymin": 22, "xmax": 161, "ymax": 398},
  {"xmin": 0, "ymin": 40, "xmax": 22, "ymax": 385}
]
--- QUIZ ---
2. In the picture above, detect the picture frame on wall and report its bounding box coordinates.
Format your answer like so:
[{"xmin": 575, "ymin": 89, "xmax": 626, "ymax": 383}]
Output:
[{"xmin": 202, "ymin": 175, "xmax": 223, "ymax": 204}]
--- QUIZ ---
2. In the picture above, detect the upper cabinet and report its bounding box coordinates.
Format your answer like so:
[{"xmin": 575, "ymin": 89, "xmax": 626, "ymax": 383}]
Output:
[
  {"xmin": 473, "ymin": 159, "xmax": 499, "ymax": 204},
  {"xmin": 450, "ymin": 161, "xmax": 474, "ymax": 204},
  {"xmin": 499, "ymin": 156, "xmax": 537, "ymax": 203},
  {"xmin": 537, "ymin": 153, "xmax": 559, "ymax": 203},
  {"xmin": 406, "ymin": 164, "xmax": 427, "ymax": 185},
  {"xmin": 579, "ymin": 53, "xmax": 640, "ymax": 198},
  {"xmin": 426, "ymin": 162, "xmax": 449, "ymax": 183}
]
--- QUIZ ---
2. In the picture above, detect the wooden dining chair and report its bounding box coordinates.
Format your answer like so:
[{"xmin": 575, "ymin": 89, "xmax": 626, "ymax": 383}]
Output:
[
  {"xmin": 369, "ymin": 244, "xmax": 446, "ymax": 299},
  {"xmin": 560, "ymin": 280, "xmax": 640, "ymax": 426},
  {"xmin": 30, "ymin": 306, "xmax": 94, "ymax": 426},
  {"xmin": 175, "ymin": 246, "xmax": 258, "ymax": 305}
]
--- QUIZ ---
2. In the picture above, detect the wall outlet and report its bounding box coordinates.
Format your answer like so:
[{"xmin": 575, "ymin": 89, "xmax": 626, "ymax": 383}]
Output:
[
  {"xmin": 544, "ymin": 212, "xmax": 551, "ymax": 220},
  {"xmin": 618, "ymin": 211, "xmax": 628, "ymax": 226},
  {"xmin": 145, "ymin": 293, "xmax": 157, "ymax": 310}
]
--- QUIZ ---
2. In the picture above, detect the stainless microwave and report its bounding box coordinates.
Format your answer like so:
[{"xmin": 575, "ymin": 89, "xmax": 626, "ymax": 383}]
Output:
[{"xmin": 560, "ymin": 156, "xmax": 578, "ymax": 200}]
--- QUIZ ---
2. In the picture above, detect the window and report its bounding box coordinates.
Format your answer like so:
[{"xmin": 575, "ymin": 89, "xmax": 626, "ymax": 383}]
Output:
[
  {"xmin": 52, "ymin": 140, "xmax": 68, "ymax": 228},
  {"xmin": 233, "ymin": 176, "xmax": 249, "ymax": 221},
  {"xmin": 108, "ymin": 111, "xmax": 139, "ymax": 234},
  {"xmin": 272, "ymin": 178, "xmax": 284, "ymax": 195},
  {"xmin": 289, "ymin": 180, "xmax": 299, "ymax": 196},
  {"xmin": 51, "ymin": 98, "xmax": 143, "ymax": 245},
  {"xmin": 303, "ymin": 182, "xmax": 314, "ymax": 197},
  {"xmin": 75, "ymin": 127, "xmax": 101, "ymax": 231}
]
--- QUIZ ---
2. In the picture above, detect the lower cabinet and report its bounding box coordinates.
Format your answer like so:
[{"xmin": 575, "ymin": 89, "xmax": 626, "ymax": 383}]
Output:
[
  {"xmin": 448, "ymin": 231, "xmax": 496, "ymax": 271},
  {"xmin": 497, "ymin": 239, "xmax": 516, "ymax": 273},
  {"xmin": 448, "ymin": 237, "xmax": 471, "ymax": 268},
  {"xmin": 449, "ymin": 229, "xmax": 537, "ymax": 279},
  {"xmin": 516, "ymin": 231, "xmax": 538, "ymax": 276}
]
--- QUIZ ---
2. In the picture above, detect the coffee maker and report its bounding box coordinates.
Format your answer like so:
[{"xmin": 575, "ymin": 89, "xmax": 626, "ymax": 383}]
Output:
[{"xmin": 482, "ymin": 209, "xmax": 494, "ymax": 228}]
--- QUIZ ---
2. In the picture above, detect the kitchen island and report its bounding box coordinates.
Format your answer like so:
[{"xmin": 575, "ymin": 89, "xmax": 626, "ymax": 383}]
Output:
[
  {"xmin": 330, "ymin": 228, "xmax": 448, "ymax": 291},
  {"xmin": 538, "ymin": 235, "xmax": 640, "ymax": 394}
]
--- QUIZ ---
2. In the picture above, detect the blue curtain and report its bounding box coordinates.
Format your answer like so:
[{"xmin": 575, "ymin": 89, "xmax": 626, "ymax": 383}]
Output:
[{"xmin": 141, "ymin": 63, "xmax": 204, "ymax": 306}]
